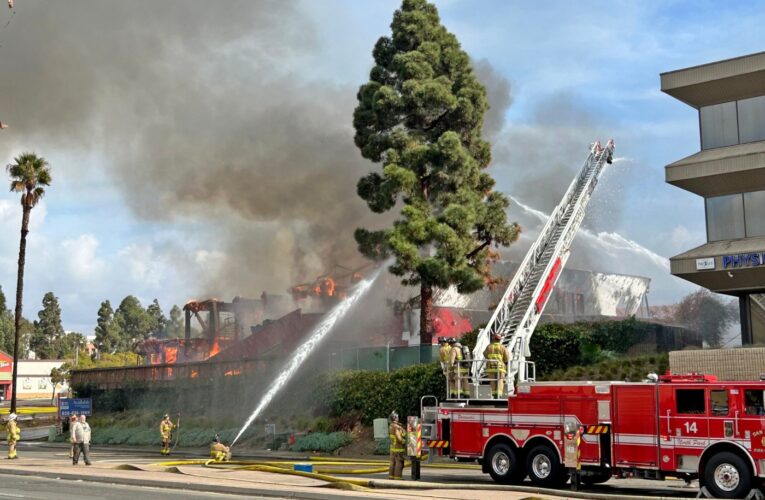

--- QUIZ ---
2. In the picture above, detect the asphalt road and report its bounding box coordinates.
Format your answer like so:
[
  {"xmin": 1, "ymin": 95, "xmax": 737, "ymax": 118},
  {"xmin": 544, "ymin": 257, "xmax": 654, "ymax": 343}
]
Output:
[
  {"xmin": 9, "ymin": 443, "xmax": 701, "ymax": 499},
  {"xmin": 0, "ymin": 474, "xmax": 283, "ymax": 500}
]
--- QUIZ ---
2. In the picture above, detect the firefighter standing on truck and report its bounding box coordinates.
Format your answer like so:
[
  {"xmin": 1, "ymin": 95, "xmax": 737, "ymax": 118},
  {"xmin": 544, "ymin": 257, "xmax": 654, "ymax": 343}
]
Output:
[
  {"xmin": 438, "ymin": 337, "xmax": 451, "ymax": 378},
  {"xmin": 483, "ymin": 332, "xmax": 509, "ymax": 398},
  {"xmin": 159, "ymin": 414, "xmax": 176, "ymax": 455},
  {"xmin": 388, "ymin": 411, "xmax": 406, "ymax": 480},
  {"xmin": 5, "ymin": 413, "xmax": 19, "ymax": 459},
  {"xmin": 449, "ymin": 340, "xmax": 470, "ymax": 398}
]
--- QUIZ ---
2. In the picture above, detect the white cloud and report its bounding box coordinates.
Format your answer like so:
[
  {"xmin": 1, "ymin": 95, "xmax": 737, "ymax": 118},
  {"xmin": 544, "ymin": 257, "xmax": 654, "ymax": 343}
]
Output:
[
  {"xmin": 61, "ymin": 234, "xmax": 105, "ymax": 279},
  {"xmin": 117, "ymin": 243, "xmax": 166, "ymax": 288}
]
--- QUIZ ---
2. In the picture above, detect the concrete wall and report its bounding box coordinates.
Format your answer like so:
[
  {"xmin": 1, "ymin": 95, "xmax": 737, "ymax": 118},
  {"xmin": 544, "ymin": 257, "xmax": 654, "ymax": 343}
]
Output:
[{"xmin": 670, "ymin": 348, "xmax": 765, "ymax": 380}]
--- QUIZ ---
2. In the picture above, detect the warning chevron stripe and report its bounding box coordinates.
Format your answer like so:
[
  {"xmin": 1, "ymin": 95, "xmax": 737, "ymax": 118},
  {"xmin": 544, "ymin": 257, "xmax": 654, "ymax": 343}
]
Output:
[
  {"xmin": 586, "ymin": 425, "xmax": 609, "ymax": 434},
  {"xmin": 427, "ymin": 440, "xmax": 449, "ymax": 448}
]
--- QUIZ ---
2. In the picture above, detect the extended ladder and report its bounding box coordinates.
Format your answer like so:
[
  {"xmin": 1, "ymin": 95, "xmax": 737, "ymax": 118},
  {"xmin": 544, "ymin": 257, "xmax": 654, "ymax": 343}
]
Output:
[{"xmin": 472, "ymin": 140, "xmax": 615, "ymax": 394}]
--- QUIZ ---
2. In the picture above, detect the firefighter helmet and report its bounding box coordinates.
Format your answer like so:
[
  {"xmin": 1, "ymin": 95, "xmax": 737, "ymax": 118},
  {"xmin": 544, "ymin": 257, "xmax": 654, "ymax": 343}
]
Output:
[
  {"xmin": 447, "ymin": 337, "xmax": 456, "ymax": 344},
  {"xmin": 492, "ymin": 332, "xmax": 502, "ymax": 341},
  {"xmin": 213, "ymin": 434, "xmax": 220, "ymax": 443},
  {"xmin": 7, "ymin": 413, "xmax": 16, "ymax": 421},
  {"xmin": 389, "ymin": 411, "xmax": 399, "ymax": 423}
]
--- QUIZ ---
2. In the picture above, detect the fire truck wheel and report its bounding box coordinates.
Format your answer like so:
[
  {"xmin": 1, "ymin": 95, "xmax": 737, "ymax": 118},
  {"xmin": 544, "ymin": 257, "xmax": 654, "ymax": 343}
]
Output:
[
  {"xmin": 486, "ymin": 443, "xmax": 523, "ymax": 484},
  {"xmin": 703, "ymin": 451, "xmax": 752, "ymax": 499},
  {"xmin": 525, "ymin": 444, "xmax": 566, "ymax": 487}
]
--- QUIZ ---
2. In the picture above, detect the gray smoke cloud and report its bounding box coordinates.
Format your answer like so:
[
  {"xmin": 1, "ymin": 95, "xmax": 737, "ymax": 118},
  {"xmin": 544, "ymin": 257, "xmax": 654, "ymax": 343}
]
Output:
[{"xmin": 0, "ymin": 1, "xmax": 516, "ymax": 300}]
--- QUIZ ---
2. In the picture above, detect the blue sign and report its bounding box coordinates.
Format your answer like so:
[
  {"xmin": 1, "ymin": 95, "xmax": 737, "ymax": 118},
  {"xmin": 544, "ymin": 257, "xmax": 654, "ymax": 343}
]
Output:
[
  {"xmin": 722, "ymin": 253, "xmax": 765, "ymax": 269},
  {"xmin": 59, "ymin": 398, "xmax": 92, "ymax": 418}
]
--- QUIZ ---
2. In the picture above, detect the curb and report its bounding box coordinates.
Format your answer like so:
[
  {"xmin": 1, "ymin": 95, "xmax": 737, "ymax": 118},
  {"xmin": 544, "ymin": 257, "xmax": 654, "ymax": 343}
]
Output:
[{"xmin": 0, "ymin": 467, "xmax": 374, "ymax": 500}]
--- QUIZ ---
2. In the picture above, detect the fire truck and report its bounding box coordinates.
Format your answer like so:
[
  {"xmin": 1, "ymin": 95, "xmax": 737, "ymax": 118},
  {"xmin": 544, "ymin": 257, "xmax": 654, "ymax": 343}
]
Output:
[
  {"xmin": 426, "ymin": 374, "xmax": 765, "ymax": 498},
  {"xmin": 421, "ymin": 141, "xmax": 765, "ymax": 498}
]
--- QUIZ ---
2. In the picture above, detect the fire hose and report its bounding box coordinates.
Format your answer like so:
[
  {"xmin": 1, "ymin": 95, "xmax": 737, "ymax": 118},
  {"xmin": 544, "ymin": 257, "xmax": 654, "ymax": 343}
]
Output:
[{"xmin": 148, "ymin": 458, "xmax": 682, "ymax": 499}]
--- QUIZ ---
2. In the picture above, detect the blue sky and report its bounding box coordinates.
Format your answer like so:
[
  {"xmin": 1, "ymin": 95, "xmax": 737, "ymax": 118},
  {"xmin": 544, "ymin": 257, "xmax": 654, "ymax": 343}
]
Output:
[{"xmin": 0, "ymin": 0, "xmax": 762, "ymax": 333}]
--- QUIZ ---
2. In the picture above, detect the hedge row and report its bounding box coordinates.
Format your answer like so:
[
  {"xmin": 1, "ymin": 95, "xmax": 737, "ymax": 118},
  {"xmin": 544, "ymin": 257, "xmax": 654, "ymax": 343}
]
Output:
[
  {"xmin": 541, "ymin": 353, "xmax": 669, "ymax": 382},
  {"xmin": 318, "ymin": 363, "xmax": 446, "ymax": 425}
]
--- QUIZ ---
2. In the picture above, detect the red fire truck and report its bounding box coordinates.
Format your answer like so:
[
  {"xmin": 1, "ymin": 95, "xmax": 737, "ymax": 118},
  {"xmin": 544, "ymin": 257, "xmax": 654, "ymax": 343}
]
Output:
[{"xmin": 424, "ymin": 374, "xmax": 765, "ymax": 498}]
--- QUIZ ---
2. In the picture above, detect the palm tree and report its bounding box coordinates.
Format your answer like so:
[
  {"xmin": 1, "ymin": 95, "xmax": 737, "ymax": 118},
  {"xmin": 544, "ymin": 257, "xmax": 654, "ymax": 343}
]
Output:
[{"xmin": 7, "ymin": 153, "xmax": 51, "ymax": 413}]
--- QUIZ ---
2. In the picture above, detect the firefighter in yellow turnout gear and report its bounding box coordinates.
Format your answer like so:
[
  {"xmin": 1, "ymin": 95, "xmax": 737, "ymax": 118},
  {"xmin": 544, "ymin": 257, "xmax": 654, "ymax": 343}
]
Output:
[
  {"xmin": 483, "ymin": 332, "xmax": 510, "ymax": 398},
  {"xmin": 388, "ymin": 411, "xmax": 406, "ymax": 480},
  {"xmin": 449, "ymin": 339, "xmax": 470, "ymax": 398},
  {"xmin": 210, "ymin": 435, "xmax": 231, "ymax": 462},
  {"xmin": 159, "ymin": 414, "xmax": 176, "ymax": 455},
  {"xmin": 6, "ymin": 413, "xmax": 20, "ymax": 459},
  {"xmin": 438, "ymin": 337, "xmax": 451, "ymax": 377}
]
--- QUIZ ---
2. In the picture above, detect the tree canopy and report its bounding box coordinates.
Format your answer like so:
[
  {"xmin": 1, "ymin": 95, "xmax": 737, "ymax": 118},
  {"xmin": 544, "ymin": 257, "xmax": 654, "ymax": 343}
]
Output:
[
  {"xmin": 352, "ymin": 0, "xmax": 518, "ymax": 344},
  {"xmin": 30, "ymin": 292, "xmax": 65, "ymax": 359},
  {"xmin": 675, "ymin": 289, "xmax": 737, "ymax": 348}
]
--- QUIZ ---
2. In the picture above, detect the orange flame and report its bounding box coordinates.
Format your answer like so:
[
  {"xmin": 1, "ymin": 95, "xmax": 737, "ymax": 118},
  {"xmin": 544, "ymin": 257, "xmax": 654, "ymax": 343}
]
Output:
[{"xmin": 209, "ymin": 339, "xmax": 221, "ymax": 357}]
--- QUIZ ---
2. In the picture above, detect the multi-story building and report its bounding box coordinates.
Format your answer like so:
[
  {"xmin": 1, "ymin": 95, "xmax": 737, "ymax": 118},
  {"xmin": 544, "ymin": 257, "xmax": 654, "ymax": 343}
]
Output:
[{"xmin": 662, "ymin": 51, "xmax": 765, "ymax": 344}]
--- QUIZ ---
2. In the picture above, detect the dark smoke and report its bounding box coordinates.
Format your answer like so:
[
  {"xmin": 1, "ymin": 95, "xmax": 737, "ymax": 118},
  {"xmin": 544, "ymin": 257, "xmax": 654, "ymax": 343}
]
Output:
[{"xmin": 0, "ymin": 1, "xmax": 516, "ymax": 300}]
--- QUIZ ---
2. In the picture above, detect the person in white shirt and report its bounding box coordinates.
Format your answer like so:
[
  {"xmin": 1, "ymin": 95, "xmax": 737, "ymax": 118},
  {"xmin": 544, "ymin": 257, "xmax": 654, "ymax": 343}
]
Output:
[{"xmin": 72, "ymin": 415, "xmax": 91, "ymax": 466}]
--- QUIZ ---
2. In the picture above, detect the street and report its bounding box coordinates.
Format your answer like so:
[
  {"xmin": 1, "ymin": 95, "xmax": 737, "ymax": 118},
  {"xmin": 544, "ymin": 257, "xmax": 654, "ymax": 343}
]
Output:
[{"xmin": 0, "ymin": 443, "xmax": 701, "ymax": 500}]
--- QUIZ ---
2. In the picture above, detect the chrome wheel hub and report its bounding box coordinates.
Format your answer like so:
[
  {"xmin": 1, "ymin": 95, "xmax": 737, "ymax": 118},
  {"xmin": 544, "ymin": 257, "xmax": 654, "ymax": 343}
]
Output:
[
  {"xmin": 492, "ymin": 451, "xmax": 510, "ymax": 475},
  {"xmin": 532, "ymin": 453, "xmax": 552, "ymax": 478},
  {"xmin": 713, "ymin": 463, "xmax": 740, "ymax": 492}
]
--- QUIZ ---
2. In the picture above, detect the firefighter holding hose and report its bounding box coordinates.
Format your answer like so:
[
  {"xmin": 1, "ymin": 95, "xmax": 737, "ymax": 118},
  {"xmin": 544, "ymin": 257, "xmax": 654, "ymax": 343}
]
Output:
[
  {"xmin": 159, "ymin": 414, "xmax": 176, "ymax": 455},
  {"xmin": 210, "ymin": 435, "xmax": 231, "ymax": 462},
  {"xmin": 5, "ymin": 413, "xmax": 19, "ymax": 459},
  {"xmin": 484, "ymin": 332, "xmax": 509, "ymax": 398},
  {"xmin": 449, "ymin": 340, "xmax": 470, "ymax": 398},
  {"xmin": 388, "ymin": 411, "xmax": 406, "ymax": 480}
]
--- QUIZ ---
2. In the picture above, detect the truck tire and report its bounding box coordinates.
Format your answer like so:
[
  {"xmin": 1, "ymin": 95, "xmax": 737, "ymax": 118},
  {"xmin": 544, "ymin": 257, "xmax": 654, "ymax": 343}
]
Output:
[
  {"xmin": 703, "ymin": 451, "xmax": 752, "ymax": 499},
  {"xmin": 486, "ymin": 443, "xmax": 523, "ymax": 484},
  {"xmin": 525, "ymin": 444, "xmax": 566, "ymax": 487}
]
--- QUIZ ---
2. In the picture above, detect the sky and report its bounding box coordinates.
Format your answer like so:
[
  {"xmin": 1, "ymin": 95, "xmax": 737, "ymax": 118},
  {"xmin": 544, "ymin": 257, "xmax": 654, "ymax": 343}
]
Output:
[{"xmin": 0, "ymin": 0, "xmax": 762, "ymax": 334}]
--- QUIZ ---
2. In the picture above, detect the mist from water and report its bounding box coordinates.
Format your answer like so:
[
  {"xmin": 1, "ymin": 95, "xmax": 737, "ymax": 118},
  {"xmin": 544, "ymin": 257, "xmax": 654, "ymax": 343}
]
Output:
[
  {"xmin": 508, "ymin": 195, "xmax": 669, "ymax": 272},
  {"xmin": 231, "ymin": 268, "xmax": 382, "ymax": 446}
]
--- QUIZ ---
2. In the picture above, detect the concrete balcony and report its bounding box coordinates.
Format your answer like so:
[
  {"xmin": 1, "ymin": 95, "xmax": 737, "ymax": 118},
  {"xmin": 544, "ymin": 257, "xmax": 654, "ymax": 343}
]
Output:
[{"xmin": 665, "ymin": 141, "xmax": 765, "ymax": 197}]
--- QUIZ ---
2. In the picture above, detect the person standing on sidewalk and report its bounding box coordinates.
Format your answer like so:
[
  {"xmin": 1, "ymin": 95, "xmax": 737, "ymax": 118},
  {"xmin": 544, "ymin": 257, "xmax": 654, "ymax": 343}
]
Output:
[
  {"xmin": 68, "ymin": 414, "xmax": 78, "ymax": 459},
  {"xmin": 72, "ymin": 415, "xmax": 91, "ymax": 466},
  {"xmin": 159, "ymin": 414, "xmax": 176, "ymax": 456},
  {"xmin": 5, "ymin": 413, "xmax": 20, "ymax": 459}
]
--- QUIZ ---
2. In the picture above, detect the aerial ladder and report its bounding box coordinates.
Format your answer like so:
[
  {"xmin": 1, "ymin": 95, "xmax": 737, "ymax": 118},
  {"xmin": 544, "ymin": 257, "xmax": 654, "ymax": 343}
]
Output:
[{"xmin": 472, "ymin": 140, "xmax": 615, "ymax": 396}]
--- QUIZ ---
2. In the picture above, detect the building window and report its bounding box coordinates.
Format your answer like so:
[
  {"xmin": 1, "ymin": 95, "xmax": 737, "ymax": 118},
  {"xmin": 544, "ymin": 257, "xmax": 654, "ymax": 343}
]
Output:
[
  {"xmin": 706, "ymin": 193, "xmax": 745, "ymax": 241},
  {"xmin": 744, "ymin": 191, "xmax": 765, "ymax": 237},
  {"xmin": 701, "ymin": 101, "xmax": 739, "ymax": 149},
  {"xmin": 738, "ymin": 95, "xmax": 765, "ymax": 144}
]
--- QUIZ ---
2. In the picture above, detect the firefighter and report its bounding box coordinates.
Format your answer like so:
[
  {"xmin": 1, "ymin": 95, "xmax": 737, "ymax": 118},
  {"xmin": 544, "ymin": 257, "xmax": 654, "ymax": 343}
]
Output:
[
  {"xmin": 388, "ymin": 411, "xmax": 406, "ymax": 480},
  {"xmin": 449, "ymin": 341, "xmax": 470, "ymax": 398},
  {"xmin": 483, "ymin": 332, "xmax": 509, "ymax": 398},
  {"xmin": 6, "ymin": 413, "xmax": 19, "ymax": 459},
  {"xmin": 159, "ymin": 414, "xmax": 176, "ymax": 455},
  {"xmin": 438, "ymin": 337, "xmax": 451, "ymax": 378},
  {"xmin": 210, "ymin": 435, "xmax": 231, "ymax": 462}
]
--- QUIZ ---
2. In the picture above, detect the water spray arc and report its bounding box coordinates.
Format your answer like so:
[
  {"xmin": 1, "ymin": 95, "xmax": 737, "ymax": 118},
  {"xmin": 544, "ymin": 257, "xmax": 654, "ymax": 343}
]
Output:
[{"xmin": 231, "ymin": 269, "xmax": 382, "ymax": 446}]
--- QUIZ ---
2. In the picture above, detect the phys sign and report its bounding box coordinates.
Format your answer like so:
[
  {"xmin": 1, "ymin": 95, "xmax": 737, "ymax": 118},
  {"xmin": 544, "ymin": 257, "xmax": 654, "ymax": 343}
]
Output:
[{"xmin": 695, "ymin": 257, "xmax": 715, "ymax": 271}]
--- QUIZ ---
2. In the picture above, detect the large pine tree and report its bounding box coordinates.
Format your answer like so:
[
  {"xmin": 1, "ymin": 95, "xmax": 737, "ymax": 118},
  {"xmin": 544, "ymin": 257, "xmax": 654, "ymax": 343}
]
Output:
[
  {"xmin": 30, "ymin": 292, "xmax": 65, "ymax": 359},
  {"xmin": 352, "ymin": 0, "xmax": 518, "ymax": 346},
  {"xmin": 94, "ymin": 300, "xmax": 122, "ymax": 354}
]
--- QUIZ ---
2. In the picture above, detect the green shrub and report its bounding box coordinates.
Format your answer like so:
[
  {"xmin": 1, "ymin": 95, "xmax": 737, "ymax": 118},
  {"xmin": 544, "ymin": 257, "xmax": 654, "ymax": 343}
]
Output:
[
  {"xmin": 290, "ymin": 432, "xmax": 351, "ymax": 453},
  {"xmin": 374, "ymin": 438, "xmax": 390, "ymax": 455}
]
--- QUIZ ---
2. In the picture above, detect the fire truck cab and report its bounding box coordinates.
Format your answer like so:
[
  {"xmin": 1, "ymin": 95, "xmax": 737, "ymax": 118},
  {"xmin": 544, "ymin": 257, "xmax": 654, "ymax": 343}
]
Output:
[{"xmin": 426, "ymin": 374, "xmax": 765, "ymax": 498}]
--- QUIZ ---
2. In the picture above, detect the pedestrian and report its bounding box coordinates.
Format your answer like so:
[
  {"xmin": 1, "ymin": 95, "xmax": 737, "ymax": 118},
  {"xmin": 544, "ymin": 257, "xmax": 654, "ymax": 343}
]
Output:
[
  {"xmin": 72, "ymin": 414, "xmax": 91, "ymax": 466},
  {"xmin": 388, "ymin": 411, "xmax": 406, "ymax": 480},
  {"xmin": 5, "ymin": 413, "xmax": 20, "ymax": 459},
  {"xmin": 209, "ymin": 435, "xmax": 231, "ymax": 462},
  {"xmin": 483, "ymin": 332, "xmax": 509, "ymax": 398},
  {"xmin": 68, "ymin": 414, "xmax": 78, "ymax": 459},
  {"xmin": 159, "ymin": 414, "xmax": 176, "ymax": 455}
]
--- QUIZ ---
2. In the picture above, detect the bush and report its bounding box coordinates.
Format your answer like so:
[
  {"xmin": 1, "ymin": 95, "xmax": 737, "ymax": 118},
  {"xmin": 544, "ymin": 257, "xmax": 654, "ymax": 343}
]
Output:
[
  {"xmin": 289, "ymin": 432, "xmax": 351, "ymax": 453},
  {"xmin": 319, "ymin": 363, "xmax": 445, "ymax": 425},
  {"xmin": 374, "ymin": 437, "xmax": 390, "ymax": 455},
  {"xmin": 541, "ymin": 353, "xmax": 668, "ymax": 382}
]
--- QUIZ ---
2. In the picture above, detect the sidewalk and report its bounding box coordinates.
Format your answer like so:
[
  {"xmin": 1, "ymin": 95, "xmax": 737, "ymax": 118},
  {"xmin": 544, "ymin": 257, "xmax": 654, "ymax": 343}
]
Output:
[{"xmin": 0, "ymin": 456, "xmax": 558, "ymax": 500}]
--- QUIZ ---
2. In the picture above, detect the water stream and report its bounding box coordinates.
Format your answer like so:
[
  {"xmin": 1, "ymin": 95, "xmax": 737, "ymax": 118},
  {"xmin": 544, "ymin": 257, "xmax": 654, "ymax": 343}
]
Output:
[{"xmin": 231, "ymin": 268, "xmax": 381, "ymax": 446}]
